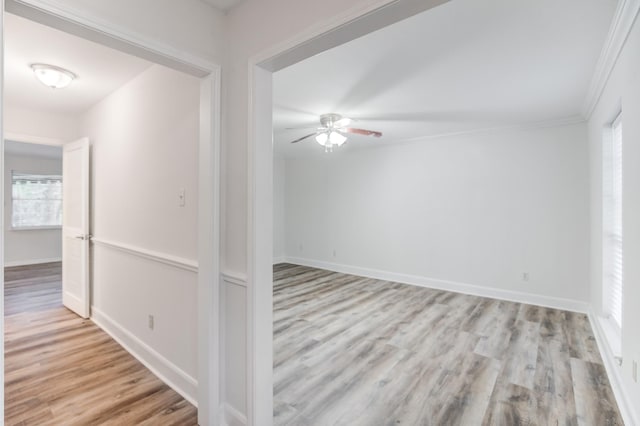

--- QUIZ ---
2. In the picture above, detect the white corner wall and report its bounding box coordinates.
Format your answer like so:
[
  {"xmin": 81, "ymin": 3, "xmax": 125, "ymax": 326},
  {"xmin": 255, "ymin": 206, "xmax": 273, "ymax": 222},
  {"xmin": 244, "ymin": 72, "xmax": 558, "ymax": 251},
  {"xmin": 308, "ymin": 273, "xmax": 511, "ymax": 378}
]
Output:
[
  {"xmin": 82, "ymin": 64, "xmax": 201, "ymax": 402},
  {"xmin": 273, "ymin": 155, "xmax": 286, "ymax": 261},
  {"xmin": 282, "ymin": 123, "xmax": 590, "ymax": 308},
  {"xmin": 4, "ymin": 153, "xmax": 62, "ymax": 266},
  {"xmin": 587, "ymin": 10, "xmax": 640, "ymax": 424}
]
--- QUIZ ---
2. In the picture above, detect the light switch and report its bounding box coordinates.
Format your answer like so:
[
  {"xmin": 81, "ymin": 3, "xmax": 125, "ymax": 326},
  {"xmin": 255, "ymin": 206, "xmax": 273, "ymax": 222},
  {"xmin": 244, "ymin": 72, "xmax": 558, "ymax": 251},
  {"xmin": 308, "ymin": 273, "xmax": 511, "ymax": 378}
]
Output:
[{"xmin": 179, "ymin": 188, "xmax": 186, "ymax": 207}]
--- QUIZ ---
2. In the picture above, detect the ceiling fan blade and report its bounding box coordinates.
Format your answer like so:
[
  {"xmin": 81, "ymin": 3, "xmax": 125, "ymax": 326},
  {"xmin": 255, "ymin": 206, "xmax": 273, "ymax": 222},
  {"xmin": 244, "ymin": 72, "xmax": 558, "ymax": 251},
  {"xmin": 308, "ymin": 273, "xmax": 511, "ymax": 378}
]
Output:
[
  {"xmin": 344, "ymin": 128, "xmax": 383, "ymax": 138},
  {"xmin": 290, "ymin": 132, "xmax": 318, "ymax": 144}
]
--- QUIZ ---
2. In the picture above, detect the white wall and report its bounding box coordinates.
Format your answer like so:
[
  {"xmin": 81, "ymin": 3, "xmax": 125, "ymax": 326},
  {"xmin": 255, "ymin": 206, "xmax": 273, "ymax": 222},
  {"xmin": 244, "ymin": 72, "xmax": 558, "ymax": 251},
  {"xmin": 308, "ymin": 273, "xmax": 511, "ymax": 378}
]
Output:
[
  {"xmin": 82, "ymin": 64, "xmax": 201, "ymax": 401},
  {"xmin": 587, "ymin": 11, "xmax": 640, "ymax": 423},
  {"xmin": 4, "ymin": 105, "xmax": 81, "ymax": 141},
  {"xmin": 4, "ymin": 153, "xmax": 62, "ymax": 266},
  {"xmin": 281, "ymin": 123, "xmax": 590, "ymax": 305},
  {"xmin": 273, "ymin": 155, "xmax": 286, "ymax": 260}
]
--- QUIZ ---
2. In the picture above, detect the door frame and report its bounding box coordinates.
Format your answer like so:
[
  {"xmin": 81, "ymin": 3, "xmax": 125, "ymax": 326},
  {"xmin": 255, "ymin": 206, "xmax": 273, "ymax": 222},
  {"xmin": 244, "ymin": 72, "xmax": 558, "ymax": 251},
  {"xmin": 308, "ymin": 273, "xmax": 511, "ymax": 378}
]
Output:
[
  {"xmin": 246, "ymin": 0, "xmax": 449, "ymax": 423},
  {"xmin": 0, "ymin": 1, "xmax": 221, "ymax": 424}
]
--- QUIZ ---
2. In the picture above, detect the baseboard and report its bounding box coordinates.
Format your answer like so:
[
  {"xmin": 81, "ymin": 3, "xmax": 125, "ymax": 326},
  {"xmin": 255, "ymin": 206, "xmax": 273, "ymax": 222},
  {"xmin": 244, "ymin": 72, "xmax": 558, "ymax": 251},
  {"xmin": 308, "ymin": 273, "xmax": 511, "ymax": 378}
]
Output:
[
  {"xmin": 4, "ymin": 257, "xmax": 62, "ymax": 267},
  {"xmin": 588, "ymin": 311, "xmax": 638, "ymax": 426},
  {"xmin": 63, "ymin": 291, "xmax": 86, "ymax": 318},
  {"xmin": 90, "ymin": 306, "xmax": 198, "ymax": 406},
  {"xmin": 284, "ymin": 257, "xmax": 589, "ymax": 313},
  {"xmin": 220, "ymin": 403, "xmax": 247, "ymax": 426},
  {"xmin": 273, "ymin": 256, "xmax": 286, "ymax": 265}
]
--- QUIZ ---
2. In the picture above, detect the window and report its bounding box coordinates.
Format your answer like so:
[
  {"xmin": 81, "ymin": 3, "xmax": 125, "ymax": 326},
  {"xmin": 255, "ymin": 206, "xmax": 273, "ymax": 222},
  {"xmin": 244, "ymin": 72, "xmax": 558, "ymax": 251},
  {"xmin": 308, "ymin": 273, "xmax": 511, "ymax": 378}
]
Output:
[
  {"xmin": 11, "ymin": 172, "xmax": 63, "ymax": 229},
  {"xmin": 603, "ymin": 113, "xmax": 623, "ymax": 330}
]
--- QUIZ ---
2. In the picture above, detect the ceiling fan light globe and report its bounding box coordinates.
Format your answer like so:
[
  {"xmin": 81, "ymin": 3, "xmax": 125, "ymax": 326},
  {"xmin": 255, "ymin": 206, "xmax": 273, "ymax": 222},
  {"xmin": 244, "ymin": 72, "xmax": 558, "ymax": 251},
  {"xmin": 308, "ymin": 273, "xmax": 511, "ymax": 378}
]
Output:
[
  {"xmin": 315, "ymin": 132, "xmax": 329, "ymax": 146},
  {"xmin": 329, "ymin": 131, "xmax": 347, "ymax": 146}
]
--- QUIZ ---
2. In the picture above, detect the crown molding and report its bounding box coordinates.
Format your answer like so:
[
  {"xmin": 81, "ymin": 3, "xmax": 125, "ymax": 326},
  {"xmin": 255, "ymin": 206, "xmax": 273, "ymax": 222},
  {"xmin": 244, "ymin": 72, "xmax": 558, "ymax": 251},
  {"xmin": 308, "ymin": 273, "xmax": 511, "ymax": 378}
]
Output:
[
  {"xmin": 390, "ymin": 115, "xmax": 586, "ymax": 146},
  {"xmin": 582, "ymin": 0, "xmax": 640, "ymax": 119}
]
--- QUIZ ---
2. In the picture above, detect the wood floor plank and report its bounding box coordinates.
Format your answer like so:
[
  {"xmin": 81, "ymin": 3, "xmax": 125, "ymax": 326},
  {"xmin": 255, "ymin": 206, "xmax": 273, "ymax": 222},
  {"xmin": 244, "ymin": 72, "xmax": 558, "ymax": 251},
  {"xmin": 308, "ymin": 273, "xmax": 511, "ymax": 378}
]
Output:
[
  {"xmin": 4, "ymin": 262, "xmax": 197, "ymax": 426},
  {"xmin": 274, "ymin": 263, "xmax": 625, "ymax": 425}
]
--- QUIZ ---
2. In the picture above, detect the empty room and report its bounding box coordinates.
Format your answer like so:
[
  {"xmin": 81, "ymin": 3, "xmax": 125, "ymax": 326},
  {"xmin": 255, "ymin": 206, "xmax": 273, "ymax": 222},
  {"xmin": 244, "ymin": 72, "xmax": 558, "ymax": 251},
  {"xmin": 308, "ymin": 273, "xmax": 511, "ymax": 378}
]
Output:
[
  {"xmin": 1, "ymin": 0, "xmax": 639, "ymax": 425},
  {"xmin": 268, "ymin": 0, "xmax": 639, "ymax": 424}
]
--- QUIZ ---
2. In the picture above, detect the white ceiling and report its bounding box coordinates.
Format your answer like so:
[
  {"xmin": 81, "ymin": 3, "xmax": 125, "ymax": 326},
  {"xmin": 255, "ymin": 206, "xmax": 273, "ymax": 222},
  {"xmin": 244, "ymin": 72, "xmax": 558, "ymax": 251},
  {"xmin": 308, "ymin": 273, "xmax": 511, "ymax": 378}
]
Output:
[
  {"xmin": 273, "ymin": 0, "xmax": 617, "ymax": 156},
  {"xmin": 5, "ymin": 140, "xmax": 62, "ymax": 160},
  {"xmin": 200, "ymin": 0, "xmax": 244, "ymax": 11},
  {"xmin": 4, "ymin": 13, "xmax": 153, "ymax": 114}
]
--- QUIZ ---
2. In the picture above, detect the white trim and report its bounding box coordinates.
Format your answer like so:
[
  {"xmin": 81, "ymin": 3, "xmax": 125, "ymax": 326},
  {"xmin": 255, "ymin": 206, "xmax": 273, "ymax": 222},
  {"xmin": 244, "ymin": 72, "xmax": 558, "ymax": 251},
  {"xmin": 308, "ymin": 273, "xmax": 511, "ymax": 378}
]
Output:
[
  {"xmin": 588, "ymin": 311, "xmax": 638, "ymax": 426},
  {"xmin": 4, "ymin": 132, "xmax": 65, "ymax": 146},
  {"xmin": 387, "ymin": 115, "xmax": 586, "ymax": 146},
  {"xmin": 91, "ymin": 237, "xmax": 198, "ymax": 273},
  {"xmin": 4, "ymin": 257, "xmax": 61, "ymax": 267},
  {"xmin": 5, "ymin": 0, "xmax": 217, "ymax": 77},
  {"xmin": 222, "ymin": 271, "xmax": 248, "ymax": 288},
  {"xmin": 91, "ymin": 307, "xmax": 198, "ymax": 406},
  {"xmin": 284, "ymin": 256, "xmax": 590, "ymax": 314},
  {"xmin": 251, "ymin": 0, "xmax": 449, "ymax": 69},
  {"xmin": 62, "ymin": 290, "xmax": 84, "ymax": 315},
  {"xmin": 582, "ymin": 0, "xmax": 640, "ymax": 119},
  {"xmin": 272, "ymin": 256, "xmax": 287, "ymax": 265},
  {"xmin": 197, "ymin": 72, "xmax": 222, "ymax": 426},
  {"xmin": 221, "ymin": 403, "xmax": 248, "ymax": 426}
]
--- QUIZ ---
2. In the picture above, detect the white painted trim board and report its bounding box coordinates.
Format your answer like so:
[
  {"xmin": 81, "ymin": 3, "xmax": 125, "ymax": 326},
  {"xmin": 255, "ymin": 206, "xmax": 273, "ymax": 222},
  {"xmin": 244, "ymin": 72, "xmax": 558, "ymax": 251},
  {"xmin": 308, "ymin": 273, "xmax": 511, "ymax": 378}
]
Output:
[
  {"xmin": 284, "ymin": 256, "xmax": 589, "ymax": 314},
  {"xmin": 221, "ymin": 403, "xmax": 247, "ymax": 426},
  {"xmin": 90, "ymin": 307, "xmax": 198, "ymax": 407},
  {"xmin": 588, "ymin": 311, "xmax": 638, "ymax": 426},
  {"xmin": 582, "ymin": 0, "xmax": 640, "ymax": 118},
  {"xmin": 91, "ymin": 237, "xmax": 198, "ymax": 273}
]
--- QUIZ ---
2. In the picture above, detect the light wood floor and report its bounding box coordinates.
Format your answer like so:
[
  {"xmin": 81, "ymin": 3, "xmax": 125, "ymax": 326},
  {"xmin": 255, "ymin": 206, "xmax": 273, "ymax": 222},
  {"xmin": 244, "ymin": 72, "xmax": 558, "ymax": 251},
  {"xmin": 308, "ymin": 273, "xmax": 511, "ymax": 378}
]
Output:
[
  {"xmin": 273, "ymin": 263, "xmax": 624, "ymax": 425},
  {"xmin": 4, "ymin": 262, "xmax": 197, "ymax": 426}
]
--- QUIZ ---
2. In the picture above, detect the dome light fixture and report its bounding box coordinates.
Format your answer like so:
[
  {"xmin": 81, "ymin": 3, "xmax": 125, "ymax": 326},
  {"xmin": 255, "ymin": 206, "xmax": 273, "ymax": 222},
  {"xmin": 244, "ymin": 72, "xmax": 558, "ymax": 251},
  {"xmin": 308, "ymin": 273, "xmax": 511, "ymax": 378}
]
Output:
[{"xmin": 31, "ymin": 63, "xmax": 77, "ymax": 89}]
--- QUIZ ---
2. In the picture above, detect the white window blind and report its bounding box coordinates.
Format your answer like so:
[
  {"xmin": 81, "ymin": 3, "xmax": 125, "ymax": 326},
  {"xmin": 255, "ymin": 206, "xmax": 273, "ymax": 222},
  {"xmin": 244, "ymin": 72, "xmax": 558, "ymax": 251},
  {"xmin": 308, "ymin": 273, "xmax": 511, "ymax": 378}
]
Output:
[
  {"xmin": 603, "ymin": 114, "xmax": 623, "ymax": 330},
  {"xmin": 11, "ymin": 172, "xmax": 63, "ymax": 229}
]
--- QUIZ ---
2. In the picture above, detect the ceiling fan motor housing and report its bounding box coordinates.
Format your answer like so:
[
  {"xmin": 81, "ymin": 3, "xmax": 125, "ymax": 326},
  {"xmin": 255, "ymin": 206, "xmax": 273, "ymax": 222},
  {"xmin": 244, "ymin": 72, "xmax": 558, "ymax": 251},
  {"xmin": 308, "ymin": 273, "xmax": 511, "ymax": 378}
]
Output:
[{"xmin": 320, "ymin": 113, "xmax": 344, "ymax": 128}]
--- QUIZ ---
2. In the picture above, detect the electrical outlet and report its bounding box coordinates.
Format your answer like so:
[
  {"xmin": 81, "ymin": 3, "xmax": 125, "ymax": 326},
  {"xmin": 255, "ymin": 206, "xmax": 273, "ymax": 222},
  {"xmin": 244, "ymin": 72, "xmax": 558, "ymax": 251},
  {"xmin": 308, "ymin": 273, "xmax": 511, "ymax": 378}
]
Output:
[
  {"xmin": 633, "ymin": 359, "xmax": 638, "ymax": 383},
  {"xmin": 332, "ymin": 249, "xmax": 337, "ymax": 258},
  {"xmin": 522, "ymin": 272, "xmax": 530, "ymax": 282},
  {"xmin": 299, "ymin": 244, "xmax": 303, "ymax": 252},
  {"xmin": 178, "ymin": 188, "xmax": 186, "ymax": 207},
  {"xmin": 148, "ymin": 314, "xmax": 154, "ymax": 330}
]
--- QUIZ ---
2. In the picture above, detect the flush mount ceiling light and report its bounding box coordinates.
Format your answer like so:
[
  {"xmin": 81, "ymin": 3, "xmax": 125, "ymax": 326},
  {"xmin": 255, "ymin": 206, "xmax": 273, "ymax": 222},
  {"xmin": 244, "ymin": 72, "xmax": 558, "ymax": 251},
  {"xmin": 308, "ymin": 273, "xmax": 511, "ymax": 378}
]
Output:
[{"xmin": 30, "ymin": 63, "xmax": 77, "ymax": 89}]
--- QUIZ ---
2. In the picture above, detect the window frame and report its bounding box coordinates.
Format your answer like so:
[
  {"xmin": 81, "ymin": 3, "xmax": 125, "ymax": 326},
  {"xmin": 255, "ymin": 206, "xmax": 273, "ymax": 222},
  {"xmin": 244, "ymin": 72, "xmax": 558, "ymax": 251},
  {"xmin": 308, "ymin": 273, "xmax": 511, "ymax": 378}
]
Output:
[
  {"xmin": 10, "ymin": 170, "xmax": 63, "ymax": 231},
  {"xmin": 602, "ymin": 111, "xmax": 623, "ymax": 337}
]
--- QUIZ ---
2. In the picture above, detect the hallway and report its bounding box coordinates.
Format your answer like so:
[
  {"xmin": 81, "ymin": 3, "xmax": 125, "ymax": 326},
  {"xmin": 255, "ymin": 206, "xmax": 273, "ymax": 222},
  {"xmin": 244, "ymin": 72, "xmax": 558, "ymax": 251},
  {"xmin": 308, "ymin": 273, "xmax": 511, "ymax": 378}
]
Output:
[{"xmin": 4, "ymin": 262, "xmax": 197, "ymax": 425}]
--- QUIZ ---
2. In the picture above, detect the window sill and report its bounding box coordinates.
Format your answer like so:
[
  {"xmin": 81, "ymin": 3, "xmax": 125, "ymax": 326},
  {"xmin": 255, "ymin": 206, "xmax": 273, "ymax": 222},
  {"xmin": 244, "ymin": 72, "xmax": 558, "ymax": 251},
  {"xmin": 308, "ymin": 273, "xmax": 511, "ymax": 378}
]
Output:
[{"xmin": 10, "ymin": 226, "xmax": 62, "ymax": 231}]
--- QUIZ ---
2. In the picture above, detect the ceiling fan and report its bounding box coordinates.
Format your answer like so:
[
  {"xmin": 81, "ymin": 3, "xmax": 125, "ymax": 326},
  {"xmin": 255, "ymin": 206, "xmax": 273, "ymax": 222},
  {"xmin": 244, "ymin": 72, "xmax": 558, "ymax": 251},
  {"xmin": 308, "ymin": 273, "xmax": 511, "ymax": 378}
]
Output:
[{"xmin": 290, "ymin": 113, "xmax": 382, "ymax": 152}]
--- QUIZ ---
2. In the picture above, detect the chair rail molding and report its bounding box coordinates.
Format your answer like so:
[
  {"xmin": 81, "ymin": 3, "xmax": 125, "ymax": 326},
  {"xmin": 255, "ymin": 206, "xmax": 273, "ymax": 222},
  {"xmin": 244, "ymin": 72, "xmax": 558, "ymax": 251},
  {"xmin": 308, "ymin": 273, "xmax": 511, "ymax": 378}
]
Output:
[{"xmin": 91, "ymin": 237, "xmax": 198, "ymax": 273}]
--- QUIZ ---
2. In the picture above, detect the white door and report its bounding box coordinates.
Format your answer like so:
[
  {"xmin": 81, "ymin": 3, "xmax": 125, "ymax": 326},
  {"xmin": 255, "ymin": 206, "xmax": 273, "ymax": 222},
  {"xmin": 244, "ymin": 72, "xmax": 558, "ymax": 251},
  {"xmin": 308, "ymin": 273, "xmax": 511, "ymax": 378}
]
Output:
[{"xmin": 62, "ymin": 137, "xmax": 91, "ymax": 318}]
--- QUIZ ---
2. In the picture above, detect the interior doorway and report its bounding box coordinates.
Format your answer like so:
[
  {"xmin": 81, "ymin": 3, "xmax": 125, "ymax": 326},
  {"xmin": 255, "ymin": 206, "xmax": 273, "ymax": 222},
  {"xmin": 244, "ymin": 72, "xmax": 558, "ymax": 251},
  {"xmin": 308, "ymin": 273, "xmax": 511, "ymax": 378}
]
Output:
[
  {"xmin": 246, "ymin": 1, "xmax": 450, "ymax": 422},
  {"xmin": 1, "ymin": 3, "xmax": 220, "ymax": 424}
]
